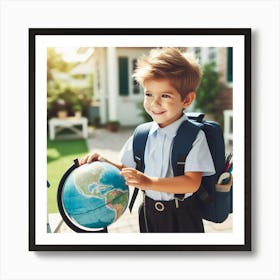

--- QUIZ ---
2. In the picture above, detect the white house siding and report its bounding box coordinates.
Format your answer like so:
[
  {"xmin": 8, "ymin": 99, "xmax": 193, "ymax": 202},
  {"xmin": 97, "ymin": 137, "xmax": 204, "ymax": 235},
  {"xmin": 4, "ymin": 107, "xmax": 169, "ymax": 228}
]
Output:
[
  {"xmin": 92, "ymin": 47, "xmax": 151, "ymax": 126},
  {"xmin": 115, "ymin": 48, "xmax": 151, "ymax": 126},
  {"xmin": 93, "ymin": 48, "xmax": 108, "ymax": 125},
  {"xmin": 107, "ymin": 47, "xmax": 118, "ymax": 121}
]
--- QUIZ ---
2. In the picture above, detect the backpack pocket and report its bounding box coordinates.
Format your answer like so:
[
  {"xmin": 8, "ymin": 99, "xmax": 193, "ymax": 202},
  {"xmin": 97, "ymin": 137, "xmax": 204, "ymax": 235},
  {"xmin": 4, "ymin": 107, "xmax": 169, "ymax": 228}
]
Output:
[
  {"xmin": 214, "ymin": 175, "xmax": 233, "ymax": 223},
  {"xmin": 216, "ymin": 174, "xmax": 233, "ymax": 192}
]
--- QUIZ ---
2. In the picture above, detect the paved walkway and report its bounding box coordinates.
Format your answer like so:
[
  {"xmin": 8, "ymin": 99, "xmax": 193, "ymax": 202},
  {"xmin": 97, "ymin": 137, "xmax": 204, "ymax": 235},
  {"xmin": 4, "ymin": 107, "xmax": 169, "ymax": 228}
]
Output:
[{"xmin": 52, "ymin": 126, "xmax": 233, "ymax": 233}]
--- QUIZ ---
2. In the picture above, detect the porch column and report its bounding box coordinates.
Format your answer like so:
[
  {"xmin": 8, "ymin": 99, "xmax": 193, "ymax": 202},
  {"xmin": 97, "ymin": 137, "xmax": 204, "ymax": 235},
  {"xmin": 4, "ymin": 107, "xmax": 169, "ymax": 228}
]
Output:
[
  {"xmin": 107, "ymin": 47, "xmax": 118, "ymax": 121},
  {"xmin": 99, "ymin": 48, "xmax": 107, "ymax": 124}
]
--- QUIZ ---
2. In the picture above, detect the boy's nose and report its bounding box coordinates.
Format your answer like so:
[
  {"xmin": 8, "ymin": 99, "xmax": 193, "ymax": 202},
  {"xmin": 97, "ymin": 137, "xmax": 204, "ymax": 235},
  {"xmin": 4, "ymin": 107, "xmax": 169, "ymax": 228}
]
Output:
[{"xmin": 151, "ymin": 97, "xmax": 161, "ymax": 107}]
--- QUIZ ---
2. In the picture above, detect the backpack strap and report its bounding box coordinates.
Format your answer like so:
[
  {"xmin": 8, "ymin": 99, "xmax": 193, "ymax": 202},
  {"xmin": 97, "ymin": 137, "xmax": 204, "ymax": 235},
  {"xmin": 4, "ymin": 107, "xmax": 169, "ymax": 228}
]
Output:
[
  {"xmin": 129, "ymin": 119, "xmax": 200, "ymax": 210},
  {"xmin": 172, "ymin": 120, "xmax": 201, "ymax": 200},
  {"xmin": 173, "ymin": 116, "xmax": 214, "ymax": 205},
  {"xmin": 129, "ymin": 122, "xmax": 153, "ymax": 212}
]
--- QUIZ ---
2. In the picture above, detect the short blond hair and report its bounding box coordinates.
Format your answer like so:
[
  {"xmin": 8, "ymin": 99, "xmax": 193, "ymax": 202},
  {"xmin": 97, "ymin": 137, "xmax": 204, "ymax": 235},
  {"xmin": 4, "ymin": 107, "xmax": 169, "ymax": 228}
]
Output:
[{"xmin": 133, "ymin": 47, "xmax": 202, "ymax": 100}]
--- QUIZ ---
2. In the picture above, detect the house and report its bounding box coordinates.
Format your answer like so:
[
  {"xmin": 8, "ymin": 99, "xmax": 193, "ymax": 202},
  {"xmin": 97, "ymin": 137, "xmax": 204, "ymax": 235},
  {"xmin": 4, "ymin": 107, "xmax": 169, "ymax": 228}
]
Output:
[
  {"xmin": 90, "ymin": 47, "xmax": 151, "ymax": 126},
  {"xmin": 73, "ymin": 47, "xmax": 233, "ymax": 126}
]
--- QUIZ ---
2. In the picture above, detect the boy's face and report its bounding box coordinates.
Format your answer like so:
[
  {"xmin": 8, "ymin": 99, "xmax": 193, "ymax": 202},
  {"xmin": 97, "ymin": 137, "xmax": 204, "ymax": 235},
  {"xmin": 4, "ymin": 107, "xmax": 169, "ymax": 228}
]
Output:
[{"xmin": 143, "ymin": 78, "xmax": 194, "ymax": 128}]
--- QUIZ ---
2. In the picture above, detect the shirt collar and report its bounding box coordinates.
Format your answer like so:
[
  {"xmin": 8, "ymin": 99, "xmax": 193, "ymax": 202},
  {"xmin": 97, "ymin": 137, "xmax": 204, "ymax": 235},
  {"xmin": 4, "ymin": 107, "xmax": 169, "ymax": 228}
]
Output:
[{"xmin": 149, "ymin": 114, "xmax": 188, "ymax": 138}]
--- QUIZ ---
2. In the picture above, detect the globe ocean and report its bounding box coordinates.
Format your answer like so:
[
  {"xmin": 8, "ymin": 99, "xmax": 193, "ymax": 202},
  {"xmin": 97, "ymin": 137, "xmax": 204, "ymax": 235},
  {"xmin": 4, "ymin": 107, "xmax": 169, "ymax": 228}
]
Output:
[{"xmin": 61, "ymin": 161, "xmax": 129, "ymax": 230}]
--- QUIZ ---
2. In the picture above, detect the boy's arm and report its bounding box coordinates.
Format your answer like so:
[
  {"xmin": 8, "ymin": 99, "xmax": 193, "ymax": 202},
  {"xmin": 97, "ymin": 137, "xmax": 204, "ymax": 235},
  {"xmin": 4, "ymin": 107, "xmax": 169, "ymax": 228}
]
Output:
[
  {"xmin": 79, "ymin": 153, "xmax": 125, "ymax": 170},
  {"xmin": 121, "ymin": 168, "xmax": 202, "ymax": 194},
  {"xmin": 79, "ymin": 134, "xmax": 135, "ymax": 171}
]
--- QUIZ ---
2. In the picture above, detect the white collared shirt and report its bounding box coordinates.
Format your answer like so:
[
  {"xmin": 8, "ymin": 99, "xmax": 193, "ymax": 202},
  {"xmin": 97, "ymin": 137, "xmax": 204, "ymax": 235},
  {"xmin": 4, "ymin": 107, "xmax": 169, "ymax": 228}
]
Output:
[{"xmin": 119, "ymin": 114, "xmax": 215, "ymax": 201}]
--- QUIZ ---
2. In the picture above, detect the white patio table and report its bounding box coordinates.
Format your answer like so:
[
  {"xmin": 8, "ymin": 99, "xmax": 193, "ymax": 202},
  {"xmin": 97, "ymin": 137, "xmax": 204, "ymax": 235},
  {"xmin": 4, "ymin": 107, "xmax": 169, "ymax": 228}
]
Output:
[{"xmin": 48, "ymin": 117, "xmax": 88, "ymax": 140}]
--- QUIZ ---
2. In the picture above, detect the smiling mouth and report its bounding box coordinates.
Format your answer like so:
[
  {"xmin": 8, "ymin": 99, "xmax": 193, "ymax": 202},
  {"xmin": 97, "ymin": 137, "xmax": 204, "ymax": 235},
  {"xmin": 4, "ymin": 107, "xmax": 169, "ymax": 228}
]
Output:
[{"xmin": 152, "ymin": 111, "xmax": 166, "ymax": 115}]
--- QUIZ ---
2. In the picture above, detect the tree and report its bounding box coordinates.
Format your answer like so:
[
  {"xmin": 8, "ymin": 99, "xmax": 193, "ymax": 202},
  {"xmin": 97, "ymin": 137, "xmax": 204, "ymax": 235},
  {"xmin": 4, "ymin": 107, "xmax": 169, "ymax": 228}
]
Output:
[
  {"xmin": 47, "ymin": 48, "xmax": 77, "ymax": 80},
  {"xmin": 47, "ymin": 48, "xmax": 92, "ymax": 118},
  {"xmin": 195, "ymin": 61, "xmax": 223, "ymax": 120}
]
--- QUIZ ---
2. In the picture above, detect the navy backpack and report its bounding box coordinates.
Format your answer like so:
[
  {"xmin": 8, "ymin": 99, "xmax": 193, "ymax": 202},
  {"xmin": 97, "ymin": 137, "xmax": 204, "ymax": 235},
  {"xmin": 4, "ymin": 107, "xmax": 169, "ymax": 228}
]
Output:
[{"xmin": 129, "ymin": 112, "xmax": 233, "ymax": 223}]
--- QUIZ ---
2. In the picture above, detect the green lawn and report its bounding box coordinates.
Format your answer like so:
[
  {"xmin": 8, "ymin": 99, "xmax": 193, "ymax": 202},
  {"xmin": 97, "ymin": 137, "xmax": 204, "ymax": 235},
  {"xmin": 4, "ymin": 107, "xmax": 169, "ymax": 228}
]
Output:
[{"xmin": 47, "ymin": 138, "xmax": 88, "ymax": 213}]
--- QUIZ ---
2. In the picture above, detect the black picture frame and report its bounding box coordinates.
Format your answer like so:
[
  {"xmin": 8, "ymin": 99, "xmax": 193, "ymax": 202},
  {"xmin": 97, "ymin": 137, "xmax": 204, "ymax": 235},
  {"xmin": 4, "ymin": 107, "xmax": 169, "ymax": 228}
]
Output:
[{"xmin": 29, "ymin": 28, "xmax": 251, "ymax": 251}]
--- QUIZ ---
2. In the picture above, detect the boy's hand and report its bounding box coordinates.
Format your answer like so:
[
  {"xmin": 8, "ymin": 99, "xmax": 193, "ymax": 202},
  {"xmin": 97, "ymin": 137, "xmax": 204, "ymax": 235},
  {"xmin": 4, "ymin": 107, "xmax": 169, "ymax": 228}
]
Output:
[
  {"xmin": 121, "ymin": 168, "xmax": 153, "ymax": 189},
  {"xmin": 79, "ymin": 153, "xmax": 104, "ymax": 165}
]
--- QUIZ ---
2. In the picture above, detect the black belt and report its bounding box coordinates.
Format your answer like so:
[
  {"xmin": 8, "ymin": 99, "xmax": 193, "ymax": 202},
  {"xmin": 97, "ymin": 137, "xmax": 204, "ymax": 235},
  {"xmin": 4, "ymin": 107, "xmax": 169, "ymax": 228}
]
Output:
[{"xmin": 145, "ymin": 195, "xmax": 193, "ymax": 212}]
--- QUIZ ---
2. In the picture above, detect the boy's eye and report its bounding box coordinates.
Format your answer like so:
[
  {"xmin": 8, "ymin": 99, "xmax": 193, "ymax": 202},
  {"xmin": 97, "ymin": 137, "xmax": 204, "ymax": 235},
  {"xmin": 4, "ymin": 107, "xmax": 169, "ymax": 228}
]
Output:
[
  {"xmin": 145, "ymin": 92, "xmax": 152, "ymax": 97},
  {"xmin": 162, "ymin": 94, "xmax": 171, "ymax": 99}
]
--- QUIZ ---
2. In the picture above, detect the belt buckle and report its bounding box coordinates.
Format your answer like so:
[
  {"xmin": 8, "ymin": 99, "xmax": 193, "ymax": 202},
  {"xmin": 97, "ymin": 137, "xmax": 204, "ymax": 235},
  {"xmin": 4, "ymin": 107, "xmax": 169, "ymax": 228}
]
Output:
[
  {"xmin": 155, "ymin": 201, "xmax": 165, "ymax": 212},
  {"xmin": 174, "ymin": 196, "xmax": 185, "ymax": 208}
]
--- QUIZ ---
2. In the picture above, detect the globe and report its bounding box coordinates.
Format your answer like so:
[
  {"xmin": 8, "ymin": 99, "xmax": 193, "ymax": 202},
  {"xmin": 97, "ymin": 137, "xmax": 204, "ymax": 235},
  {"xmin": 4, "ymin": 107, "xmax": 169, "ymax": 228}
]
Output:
[{"xmin": 58, "ymin": 161, "xmax": 129, "ymax": 232}]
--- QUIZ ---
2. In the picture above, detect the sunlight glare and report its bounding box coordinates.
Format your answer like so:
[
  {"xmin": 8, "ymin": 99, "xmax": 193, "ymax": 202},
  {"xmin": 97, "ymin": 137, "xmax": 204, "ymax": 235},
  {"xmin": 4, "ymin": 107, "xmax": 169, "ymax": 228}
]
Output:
[{"xmin": 55, "ymin": 47, "xmax": 94, "ymax": 62}]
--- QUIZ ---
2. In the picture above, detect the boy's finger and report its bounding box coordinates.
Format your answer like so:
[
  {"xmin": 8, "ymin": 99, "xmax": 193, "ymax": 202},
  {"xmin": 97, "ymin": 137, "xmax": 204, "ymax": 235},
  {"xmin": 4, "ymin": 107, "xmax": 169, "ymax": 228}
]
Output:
[
  {"xmin": 120, "ymin": 169, "xmax": 130, "ymax": 174},
  {"xmin": 79, "ymin": 156, "xmax": 88, "ymax": 165},
  {"xmin": 121, "ymin": 170, "xmax": 136, "ymax": 177},
  {"xmin": 87, "ymin": 155, "xmax": 94, "ymax": 163},
  {"xmin": 121, "ymin": 168, "xmax": 135, "ymax": 172},
  {"xmin": 87, "ymin": 153, "xmax": 99, "ymax": 163}
]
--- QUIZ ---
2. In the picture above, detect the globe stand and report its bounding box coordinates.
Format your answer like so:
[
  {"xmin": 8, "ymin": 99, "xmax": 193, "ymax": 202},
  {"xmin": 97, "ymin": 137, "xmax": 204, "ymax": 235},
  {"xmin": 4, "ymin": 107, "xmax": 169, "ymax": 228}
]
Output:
[{"xmin": 57, "ymin": 159, "xmax": 108, "ymax": 233}]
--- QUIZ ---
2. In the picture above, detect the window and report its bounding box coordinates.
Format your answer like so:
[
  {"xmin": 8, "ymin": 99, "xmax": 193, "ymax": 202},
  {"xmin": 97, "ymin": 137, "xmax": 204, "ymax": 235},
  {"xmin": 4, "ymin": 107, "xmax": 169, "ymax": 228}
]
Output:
[
  {"xmin": 132, "ymin": 59, "xmax": 140, "ymax": 94},
  {"xmin": 118, "ymin": 56, "xmax": 142, "ymax": 96},
  {"xmin": 227, "ymin": 47, "xmax": 233, "ymax": 82},
  {"xmin": 118, "ymin": 57, "xmax": 129, "ymax": 96}
]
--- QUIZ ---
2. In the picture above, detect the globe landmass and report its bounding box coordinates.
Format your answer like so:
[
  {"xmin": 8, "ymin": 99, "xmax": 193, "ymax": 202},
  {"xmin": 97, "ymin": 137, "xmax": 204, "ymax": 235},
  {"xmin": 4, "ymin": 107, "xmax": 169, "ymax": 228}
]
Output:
[
  {"xmin": 107, "ymin": 189, "xmax": 128, "ymax": 220},
  {"xmin": 74, "ymin": 163, "xmax": 105, "ymax": 197},
  {"xmin": 61, "ymin": 161, "xmax": 129, "ymax": 230}
]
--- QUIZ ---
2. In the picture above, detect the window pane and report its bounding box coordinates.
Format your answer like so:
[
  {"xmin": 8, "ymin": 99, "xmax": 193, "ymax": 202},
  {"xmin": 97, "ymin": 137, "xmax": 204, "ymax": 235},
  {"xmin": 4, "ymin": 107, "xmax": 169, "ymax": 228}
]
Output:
[
  {"xmin": 227, "ymin": 47, "xmax": 233, "ymax": 82},
  {"xmin": 118, "ymin": 57, "xmax": 129, "ymax": 96},
  {"xmin": 132, "ymin": 59, "xmax": 140, "ymax": 94}
]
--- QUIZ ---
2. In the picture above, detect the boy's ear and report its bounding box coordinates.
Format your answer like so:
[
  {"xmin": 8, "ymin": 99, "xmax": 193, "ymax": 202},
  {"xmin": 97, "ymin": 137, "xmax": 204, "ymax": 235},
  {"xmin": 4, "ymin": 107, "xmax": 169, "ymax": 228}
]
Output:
[{"xmin": 183, "ymin": 92, "xmax": 196, "ymax": 108}]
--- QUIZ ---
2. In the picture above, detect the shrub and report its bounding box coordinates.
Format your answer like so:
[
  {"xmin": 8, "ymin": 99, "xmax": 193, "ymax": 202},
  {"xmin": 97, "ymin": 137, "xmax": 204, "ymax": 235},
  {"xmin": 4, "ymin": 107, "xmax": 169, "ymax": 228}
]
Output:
[{"xmin": 195, "ymin": 61, "xmax": 223, "ymax": 119}]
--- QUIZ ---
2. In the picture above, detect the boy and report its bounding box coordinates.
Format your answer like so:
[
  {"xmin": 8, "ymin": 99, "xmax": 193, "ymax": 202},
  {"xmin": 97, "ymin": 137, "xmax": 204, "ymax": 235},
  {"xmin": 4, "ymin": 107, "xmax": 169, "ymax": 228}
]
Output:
[{"xmin": 80, "ymin": 47, "xmax": 215, "ymax": 233}]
